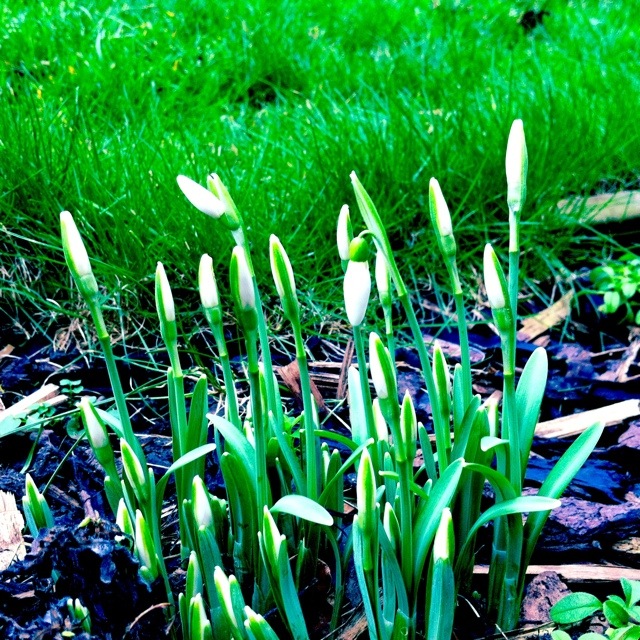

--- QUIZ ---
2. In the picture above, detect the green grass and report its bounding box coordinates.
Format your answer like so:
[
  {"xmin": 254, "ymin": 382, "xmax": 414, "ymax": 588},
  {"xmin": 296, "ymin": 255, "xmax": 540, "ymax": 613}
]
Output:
[{"xmin": 1, "ymin": 0, "xmax": 639, "ymax": 330}]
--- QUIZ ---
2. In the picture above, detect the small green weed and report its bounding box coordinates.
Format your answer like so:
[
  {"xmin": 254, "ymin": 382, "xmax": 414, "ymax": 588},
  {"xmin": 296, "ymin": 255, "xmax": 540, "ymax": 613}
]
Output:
[{"xmin": 590, "ymin": 253, "xmax": 640, "ymax": 324}]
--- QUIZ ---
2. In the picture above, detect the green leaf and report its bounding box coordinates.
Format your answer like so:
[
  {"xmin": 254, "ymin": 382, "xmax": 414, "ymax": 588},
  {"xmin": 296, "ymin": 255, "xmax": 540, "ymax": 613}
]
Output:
[
  {"xmin": 523, "ymin": 422, "xmax": 604, "ymax": 568},
  {"xmin": 516, "ymin": 346, "xmax": 548, "ymax": 473},
  {"xmin": 622, "ymin": 579, "xmax": 640, "ymax": 607},
  {"xmin": 551, "ymin": 631, "xmax": 572, "ymax": 640},
  {"xmin": 271, "ymin": 495, "xmax": 333, "ymax": 526},
  {"xmin": 604, "ymin": 290, "xmax": 622, "ymax": 313},
  {"xmin": 604, "ymin": 599, "xmax": 631, "ymax": 628},
  {"xmin": 210, "ymin": 414, "xmax": 256, "ymax": 482},
  {"xmin": 550, "ymin": 592, "xmax": 602, "ymax": 624},
  {"xmin": 608, "ymin": 625, "xmax": 640, "ymax": 640}
]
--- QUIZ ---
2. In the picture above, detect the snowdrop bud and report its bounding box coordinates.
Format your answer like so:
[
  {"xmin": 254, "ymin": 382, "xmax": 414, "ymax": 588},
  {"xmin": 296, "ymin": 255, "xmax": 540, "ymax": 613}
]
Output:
[
  {"xmin": 198, "ymin": 254, "xmax": 220, "ymax": 311},
  {"xmin": 189, "ymin": 592, "xmax": 211, "ymax": 640},
  {"xmin": 372, "ymin": 398, "xmax": 388, "ymax": 443},
  {"xmin": 155, "ymin": 262, "xmax": 175, "ymax": 322},
  {"xmin": 433, "ymin": 507, "xmax": 453, "ymax": 562},
  {"xmin": 356, "ymin": 448, "xmax": 376, "ymax": 540},
  {"xmin": 120, "ymin": 439, "xmax": 149, "ymax": 502},
  {"xmin": 116, "ymin": 499, "xmax": 134, "ymax": 537},
  {"xmin": 60, "ymin": 211, "xmax": 92, "ymax": 278},
  {"xmin": 134, "ymin": 510, "xmax": 158, "ymax": 579},
  {"xmin": 60, "ymin": 211, "xmax": 99, "ymax": 300},
  {"xmin": 400, "ymin": 391, "xmax": 417, "ymax": 459},
  {"xmin": 269, "ymin": 235, "xmax": 298, "ymax": 320},
  {"xmin": 176, "ymin": 175, "xmax": 226, "ymax": 218},
  {"xmin": 337, "ymin": 204, "xmax": 353, "ymax": 261},
  {"xmin": 230, "ymin": 246, "xmax": 255, "ymax": 312},
  {"xmin": 81, "ymin": 397, "xmax": 108, "ymax": 451},
  {"xmin": 429, "ymin": 179, "xmax": 457, "ymax": 258},
  {"xmin": 429, "ymin": 178, "xmax": 453, "ymax": 237},
  {"xmin": 505, "ymin": 119, "xmax": 528, "ymax": 214},
  {"xmin": 192, "ymin": 476, "xmax": 213, "ymax": 529},
  {"xmin": 483, "ymin": 244, "xmax": 507, "ymax": 310},
  {"xmin": 369, "ymin": 332, "xmax": 396, "ymax": 400},
  {"xmin": 207, "ymin": 173, "xmax": 242, "ymax": 231},
  {"xmin": 344, "ymin": 260, "xmax": 371, "ymax": 326},
  {"xmin": 375, "ymin": 249, "xmax": 391, "ymax": 307}
]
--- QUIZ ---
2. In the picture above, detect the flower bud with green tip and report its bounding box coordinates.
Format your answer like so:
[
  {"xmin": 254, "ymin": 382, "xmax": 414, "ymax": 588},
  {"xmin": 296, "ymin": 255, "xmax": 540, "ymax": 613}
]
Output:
[
  {"xmin": 400, "ymin": 391, "xmax": 417, "ymax": 462},
  {"xmin": 244, "ymin": 606, "xmax": 280, "ymax": 640},
  {"xmin": 427, "ymin": 508, "xmax": 455, "ymax": 640},
  {"xmin": 483, "ymin": 244, "xmax": 512, "ymax": 334},
  {"xmin": 134, "ymin": 509, "xmax": 159, "ymax": 581},
  {"xmin": 155, "ymin": 262, "xmax": 178, "ymax": 357},
  {"xmin": 269, "ymin": 235, "xmax": 299, "ymax": 322},
  {"xmin": 230, "ymin": 246, "xmax": 258, "ymax": 333},
  {"xmin": 369, "ymin": 332, "xmax": 396, "ymax": 401},
  {"xmin": 429, "ymin": 178, "xmax": 456, "ymax": 259},
  {"xmin": 176, "ymin": 175, "xmax": 227, "ymax": 218},
  {"xmin": 192, "ymin": 475, "xmax": 214, "ymax": 530},
  {"xmin": 356, "ymin": 448, "xmax": 377, "ymax": 569},
  {"xmin": 67, "ymin": 598, "xmax": 91, "ymax": 633},
  {"xmin": 60, "ymin": 211, "xmax": 99, "ymax": 302},
  {"xmin": 383, "ymin": 501, "xmax": 401, "ymax": 558},
  {"xmin": 198, "ymin": 253, "xmax": 222, "ymax": 326},
  {"xmin": 375, "ymin": 248, "xmax": 392, "ymax": 308},
  {"xmin": 337, "ymin": 204, "xmax": 353, "ymax": 263},
  {"xmin": 116, "ymin": 499, "xmax": 134, "ymax": 537},
  {"xmin": 213, "ymin": 566, "xmax": 245, "ymax": 631},
  {"xmin": 372, "ymin": 398, "xmax": 389, "ymax": 443},
  {"xmin": 206, "ymin": 173, "xmax": 243, "ymax": 233},
  {"xmin": 506, "ymin": 119, "xmax": 528, "ymax": 215},
  {"xmin": 189, "ymin": 593, "xmax": 214, "ymax": 640},
  {"xmin": 121, "ymin": 439, "xmax": 150, "ymax": 504},
  {"xmin": 80, "ymin": 397, "xmax": 117, "ymax": 473}
]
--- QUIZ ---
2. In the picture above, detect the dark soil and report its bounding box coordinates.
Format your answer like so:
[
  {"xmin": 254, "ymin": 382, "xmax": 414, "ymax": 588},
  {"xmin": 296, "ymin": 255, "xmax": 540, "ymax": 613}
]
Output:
[{"xmin": 1, "ymin": 280, "xmax": 639, "ymax": 639}]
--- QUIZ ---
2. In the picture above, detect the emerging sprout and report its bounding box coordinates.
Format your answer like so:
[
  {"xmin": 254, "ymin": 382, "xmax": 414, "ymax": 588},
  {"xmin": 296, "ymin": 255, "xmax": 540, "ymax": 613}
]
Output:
[{"xmin": 176, "ymin": 175, "xmax": 226, "ymax": 218}]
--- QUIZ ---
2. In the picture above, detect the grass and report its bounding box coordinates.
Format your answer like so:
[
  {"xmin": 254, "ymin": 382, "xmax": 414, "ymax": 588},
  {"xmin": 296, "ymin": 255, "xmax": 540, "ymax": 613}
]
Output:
[{"xmin": 1, "ymin": 0, "xmax": 639, "ymax": 333}]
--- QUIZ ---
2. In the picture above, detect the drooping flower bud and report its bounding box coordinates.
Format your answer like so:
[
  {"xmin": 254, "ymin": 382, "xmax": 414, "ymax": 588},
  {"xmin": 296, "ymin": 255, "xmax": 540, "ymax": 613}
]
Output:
[
  {"xmin": 505, "ymin": 119, "xmax": 528, "ymax": 214},
  {"xmin": 336, "ymin": 204, "xmax": 353, "ymax": 262},
  {"xmin": 176, "ymin": 175, "xmax": 226, "ymax": 218},
  {"xmin": 344, "ymin": 260, "xmax": 371, "ymax": 327}
]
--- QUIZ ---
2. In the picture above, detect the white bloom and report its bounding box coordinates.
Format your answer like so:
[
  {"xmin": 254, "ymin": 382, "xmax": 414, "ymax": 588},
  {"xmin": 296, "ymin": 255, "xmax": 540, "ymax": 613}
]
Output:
[
  {"xmin": 505, "ymin": 119, "xmax": 528, "ymax": 213},
  {"xmin": 344, "ymin": 260, "xmax": 371, "ymax": 326},
  {"xmin": 60, "ymin": 211, "xmax": 92, "ymax": 277},
  {"xmin": 483, "ymin": 244, "xmax": 506, "ymax": 310},
  {"xmin": 198, "ymin": 254, "xmax": 219, "ymax": 310},
  {"xmin": 176, "ymin": 175, "xmax": 226, "ymax": 218}
]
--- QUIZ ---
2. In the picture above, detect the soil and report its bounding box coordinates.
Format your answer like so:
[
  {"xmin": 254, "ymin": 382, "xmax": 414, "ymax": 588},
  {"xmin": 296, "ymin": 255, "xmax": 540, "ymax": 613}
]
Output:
[{"xmin": 1, "ymin": 279, "xmax": 639, "ymax": 640}]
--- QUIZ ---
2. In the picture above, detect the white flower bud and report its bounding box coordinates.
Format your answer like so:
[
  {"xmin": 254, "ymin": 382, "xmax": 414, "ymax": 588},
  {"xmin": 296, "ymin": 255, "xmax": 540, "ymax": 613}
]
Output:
[
  {"xmin": 232, "ymin": 246, "xmax": 255, "ymax": 311},
  {"xmin": 375, "ymin": 249, "xmax": 391, "ymax": 305},
  {"xmin": 60, "ymin": 211, "xmax": 92, "ymax": 277},
  {"xmin": 192, "ymin": 476, "xmax": 213, "ymax": 529},
  {"xmin": 80, "ymin": 397, "xmax": 108, "ymax": 450},
  {"xmin": 433, "ymin": 507, "xmax": 453, "ymax": 561},
  {"xmin": 483, "ymin": 244, "xmax": 506, "ymax": 310},
  {"xmin": 429, "ymin": 178, "xmax": 453, "ymax": 237},
  {"xmin": 369, "ymin": 332, "xmax": 389, "ymax": 399},
  {"xmin": 176, "ymin": 175, "xmax": 226, "ymax": 218},
  {"xmin": 505, "ymin": 119, "xmax": 528, "ymax": 213},
  {"xmin": 344, "ymin": 260, "xmax": 371, "ymax": 327},
  {"xmin": 155, "ymin": 262, "xmax": 175, "ymax": 322},
  {"xmin": 198, "ymin": 254, "xmax": 220, "ymax": 310}
]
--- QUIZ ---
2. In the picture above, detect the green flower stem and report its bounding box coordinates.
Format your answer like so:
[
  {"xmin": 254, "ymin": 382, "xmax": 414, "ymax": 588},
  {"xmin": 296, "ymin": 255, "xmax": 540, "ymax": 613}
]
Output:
[
  {"xmin": 292, "ymin": 322, "xmax": 318, "ymax": 500},
  {"xmin": 353, "ymin": 324, "xmax": 377, "ymax": 471},
  {"xmin": 497, "ymin": 514, "xmax": 524, "ymax": 630},
  {"xmin": 452, "ymin": 288, "xmax": 473, "ymax": 411},
  {"xmin": 508, "ymin": 209, "xmax": 520, "ymax": 318},
  {"xmin": 397, "ymin": 292, "xmax": 446, "ymax": 451},
  {"xmin": 208, "ymin": 321, "xmax": 241, "ymax": 429},
  {"xmin": 94, "ymin": 315, "xmax": 144, "ymax": 465},
  {"xmin": 246, "ymin": 329, "xmax": 270, "ymax": 518}
]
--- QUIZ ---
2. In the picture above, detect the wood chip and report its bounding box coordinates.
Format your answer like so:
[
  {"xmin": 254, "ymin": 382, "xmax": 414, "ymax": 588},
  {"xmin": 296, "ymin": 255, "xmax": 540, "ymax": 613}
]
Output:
[
  {"xmin": 475, "ymin": 564, "xmax": 640, "ymax": 582},
  {"xmin": 0, "ymin": 492, "xmax": 26, "ymax": 570},
  {"xmin": 276, "ymin": 361, "xmax": 326, "ymax": 410},
  {"xmin": 517, "ymin": 292, "xmax": 574, "ymax": 342},
  {"xmin": 535, "ymin": 399, "xmax": 640, "ymax": 439},
  {"xmin": 558, "ymin": 190, "xmax": 640, "ymax": 224},
  {"xmin": 0, "ymin": 383, "xmax": 63, "ymax": 419},
  {"xmin": 0, "ymin": 345, "xmax": 14, "ymax": 359},
  {"xmin": 337, "ymin": 339, "xmax": 354, "ymax": 400}
]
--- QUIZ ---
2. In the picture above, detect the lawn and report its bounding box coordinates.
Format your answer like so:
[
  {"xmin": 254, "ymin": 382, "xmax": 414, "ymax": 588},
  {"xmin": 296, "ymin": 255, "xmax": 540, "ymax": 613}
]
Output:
[{"xmin": 1, "ymin": 0, "xmax": 639, "ymax": 328}]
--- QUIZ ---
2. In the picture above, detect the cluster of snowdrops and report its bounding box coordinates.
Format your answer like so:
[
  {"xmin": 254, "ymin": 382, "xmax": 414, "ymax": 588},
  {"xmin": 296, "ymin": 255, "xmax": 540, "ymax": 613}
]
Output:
[{"xmin": 22, "ymin": 121, "xmax": 602, "ymax": 640}]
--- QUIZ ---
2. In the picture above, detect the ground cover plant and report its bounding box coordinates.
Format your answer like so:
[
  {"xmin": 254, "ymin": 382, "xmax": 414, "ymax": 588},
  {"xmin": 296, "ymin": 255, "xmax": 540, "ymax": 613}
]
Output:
[
  {"xmin": 13, "ymin": 121, "xmax": 606, "ymax": 640},
  {"xmin": 2, "ymin": 0, "xmax": 640, "ymax": 326}
]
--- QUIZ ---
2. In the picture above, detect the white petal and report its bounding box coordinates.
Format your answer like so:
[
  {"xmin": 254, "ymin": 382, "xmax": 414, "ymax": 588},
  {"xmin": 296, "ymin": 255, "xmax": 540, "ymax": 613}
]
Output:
[
  {"xmin": 344, "ymin": 260, "xmax": 371, "ymax": 326},
  {"xmin": 177, "ymin": 175, "xmax": 226, "ymax": 218},
  {"xmin": 483, "ymin": 245, "xmax": 506, "ymax": 309}
]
